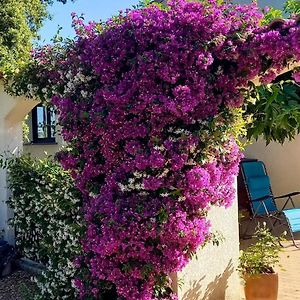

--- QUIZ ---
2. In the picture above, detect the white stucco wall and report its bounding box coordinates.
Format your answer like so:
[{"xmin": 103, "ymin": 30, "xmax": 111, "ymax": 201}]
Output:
[
  {"xmin": 173, "ymin": 181, "xmax": 240, "ymax": 300},
  {"xmin": 23, "ymin": 144, "xmax": 61, "ymax": 157},
  {"xmin": 0, "ymin": 81, "xmax": 38, "ymax": 243},
  {"xmin": 244, "ymin": 137, "xmax": 300, "ymax": 208}
]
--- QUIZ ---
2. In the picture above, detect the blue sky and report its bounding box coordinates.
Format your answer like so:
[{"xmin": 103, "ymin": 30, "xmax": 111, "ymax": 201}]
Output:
[{"xmin": 39, "ymin": 0, "xmax": 139, "ymax": 43}]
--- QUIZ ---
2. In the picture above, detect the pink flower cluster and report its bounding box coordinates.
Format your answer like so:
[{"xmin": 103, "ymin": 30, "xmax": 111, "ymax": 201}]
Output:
[{"xmin": 28, "ymin": 0, "xmax": 300, "ymax": 299}]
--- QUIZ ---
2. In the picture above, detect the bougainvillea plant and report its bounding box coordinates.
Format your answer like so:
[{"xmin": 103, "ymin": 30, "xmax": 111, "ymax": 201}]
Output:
[{"xmin": 10, "ymin": 0, "xmax": 300, "ymax": 299}]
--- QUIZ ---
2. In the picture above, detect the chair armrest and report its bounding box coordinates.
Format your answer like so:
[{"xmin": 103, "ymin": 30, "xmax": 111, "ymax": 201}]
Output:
[
  {"xmin": 274, "ymin": 192, "xmax": 300, "ymax": 199},
  {"xmin": 274, "ymin": 192, "xmax": 300, "ymax": 210}
]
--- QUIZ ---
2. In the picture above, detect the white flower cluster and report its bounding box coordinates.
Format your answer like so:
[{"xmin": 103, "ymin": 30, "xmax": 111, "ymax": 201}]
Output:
[
  {"xmin": 7, "ymin": 156, "xmax": 82, "ymax": 300},
  {"xmin": 64, "ymin": 69, "xmax": 92, "ymax": 96},
  {"xmin": 118, "ymin": 177, "xmax": 144, "ymax": 192}
]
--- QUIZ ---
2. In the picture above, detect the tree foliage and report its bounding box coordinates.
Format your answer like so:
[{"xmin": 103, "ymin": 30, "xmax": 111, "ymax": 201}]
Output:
[
  {"xmin": 245, "ymin": 80, "xmax": 300, "ymax": 144},
  {"xmin": 285, "ymin": 0, "xmax": 300, "ymax": 15},
  {"xmin": 0, "ymin": 0, "xmax": 71, "ymax": 77}
]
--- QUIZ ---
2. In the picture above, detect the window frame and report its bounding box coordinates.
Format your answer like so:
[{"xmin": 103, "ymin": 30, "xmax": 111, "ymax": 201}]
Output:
[{"xmin": 31, "ymin": 104, "xmax": 56, "ymax": 144}]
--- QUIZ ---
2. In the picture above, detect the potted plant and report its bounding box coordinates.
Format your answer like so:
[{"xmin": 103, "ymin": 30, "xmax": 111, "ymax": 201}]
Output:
[{"xmin": 238, "ymin": 223, "xmax": 285, "ymax": 300}]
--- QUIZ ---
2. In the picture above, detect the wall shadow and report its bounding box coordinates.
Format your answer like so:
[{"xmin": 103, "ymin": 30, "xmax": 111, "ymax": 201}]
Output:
[{"xmin": 182, "ymin": 260, "xmax": 234, "ymax": 300}]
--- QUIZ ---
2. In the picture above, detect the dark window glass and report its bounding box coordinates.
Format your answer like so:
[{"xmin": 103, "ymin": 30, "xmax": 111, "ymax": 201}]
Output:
[{"xmin": 32, "ymin": 105, "xmax": 56, "ymax": 143}]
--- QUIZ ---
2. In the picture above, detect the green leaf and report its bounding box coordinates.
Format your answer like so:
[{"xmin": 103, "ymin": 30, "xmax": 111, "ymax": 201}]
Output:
[{"xmin": 245, "ymin": 81, "xmax": 300, "ymax": 144}]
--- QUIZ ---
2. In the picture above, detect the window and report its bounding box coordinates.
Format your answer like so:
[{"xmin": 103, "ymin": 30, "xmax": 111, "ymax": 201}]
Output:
[{"xmin": 31, "ymin": 104, "xmax": 56, "ymax": 143}]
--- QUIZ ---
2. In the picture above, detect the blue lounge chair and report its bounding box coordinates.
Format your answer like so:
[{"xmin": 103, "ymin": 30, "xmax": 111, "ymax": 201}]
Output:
[{"xmin": 240, "ymin": 160, "xmax": 300, "ymax": 247}]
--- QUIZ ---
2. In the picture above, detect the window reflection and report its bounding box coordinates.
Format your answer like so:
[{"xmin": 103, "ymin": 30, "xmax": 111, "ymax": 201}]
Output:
[
  {"xmin": 37, "ymin": 106, "xmax": 47, "ymax": 139},
  {"xmin": 32, "ymin": 105, "xmax": 56, "ymax": 143}
]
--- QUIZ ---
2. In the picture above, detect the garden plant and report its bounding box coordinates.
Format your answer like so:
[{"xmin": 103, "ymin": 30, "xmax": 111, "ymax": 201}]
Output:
[
  {"xmin": 238, "ymin": 223, "xmax": 283, "ymax": 276},
  {"xmin": 238, "ymin": 223, "xmax": 284, "ymax": 300},
  {"xmin": 0, "ymin": 155, "xmax": 83, "ymax": 299}
]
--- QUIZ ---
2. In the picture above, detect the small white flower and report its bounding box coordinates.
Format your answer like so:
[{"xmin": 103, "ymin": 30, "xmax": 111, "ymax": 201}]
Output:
[{"xmin": 160, "ymin": 193, "xmax": 170, "ymax": 197}]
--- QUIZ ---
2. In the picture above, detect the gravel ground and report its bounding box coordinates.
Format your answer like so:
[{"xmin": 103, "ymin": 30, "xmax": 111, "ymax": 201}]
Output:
[{"xmin": 0, "ymin": 270, "xmax": 35, "ymax": 300}]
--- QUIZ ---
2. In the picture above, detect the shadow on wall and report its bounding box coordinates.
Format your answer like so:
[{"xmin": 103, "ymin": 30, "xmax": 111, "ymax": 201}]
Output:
[{"xmin": 182, "ymin": 260, "xmax": 234, "ymax": 300}]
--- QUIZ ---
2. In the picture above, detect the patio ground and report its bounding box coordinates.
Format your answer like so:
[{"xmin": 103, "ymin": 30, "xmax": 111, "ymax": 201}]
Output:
[
  {"xmin": 276, "ymin": 241, "xmax": 300, "ymax": 299},
  {"xmin": 240, "ymin": 220, "xmax": 300, "ymax": 300},
  {"xmin": 0, "ymin": 270, "xmax": 35, "ymax": 300}
]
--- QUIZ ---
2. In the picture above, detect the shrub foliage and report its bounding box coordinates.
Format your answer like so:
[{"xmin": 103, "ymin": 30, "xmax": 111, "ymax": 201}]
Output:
[
  {"xmin": 238, "ymin": 223, "xmax": 284, "ymax": 276},
  {"xmin": 6, "ymin": 155, "xmax": 83, "ymax": 299}
]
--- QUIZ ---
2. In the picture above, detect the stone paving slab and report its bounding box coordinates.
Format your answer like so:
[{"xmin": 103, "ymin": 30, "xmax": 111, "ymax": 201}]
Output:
[{"xmin": 276, "ymin": 241, "xmax": 300, "ymax": 300}]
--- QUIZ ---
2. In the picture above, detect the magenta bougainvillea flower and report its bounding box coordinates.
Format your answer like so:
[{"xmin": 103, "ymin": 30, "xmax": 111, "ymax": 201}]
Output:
[
  {"xmin": 293, "ymin": 71, "xmax": 300, "ymax": 83},
  {"xmin": 20, "ymin": 0, "xmax": 300, "ymax": 299}
]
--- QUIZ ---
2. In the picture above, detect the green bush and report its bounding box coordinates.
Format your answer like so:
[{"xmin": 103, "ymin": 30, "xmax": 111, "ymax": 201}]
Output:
[
  {"xmin": 5, "ymin": 155, "xmax": 83, "ymax": 299},
  {"xmin": 238, "ymin": 223, "xmax": 284, "ymax": 276}
]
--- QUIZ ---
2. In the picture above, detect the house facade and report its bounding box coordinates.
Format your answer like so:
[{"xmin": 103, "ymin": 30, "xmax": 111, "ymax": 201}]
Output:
[{"xmin": 0, "ymin": 81, "xmax": 38, "ymax": 244}]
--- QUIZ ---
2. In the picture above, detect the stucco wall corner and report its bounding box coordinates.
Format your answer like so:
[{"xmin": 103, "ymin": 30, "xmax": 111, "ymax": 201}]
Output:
[{"xmin": 173, "ymin": 180, "xmax": 241, "ymax": 300}]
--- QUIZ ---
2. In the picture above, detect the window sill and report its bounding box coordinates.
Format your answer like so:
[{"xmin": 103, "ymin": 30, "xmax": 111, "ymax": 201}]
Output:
[{"xmin": 24, "ymin": 142, "xmax": 58, "ymax": 146}]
